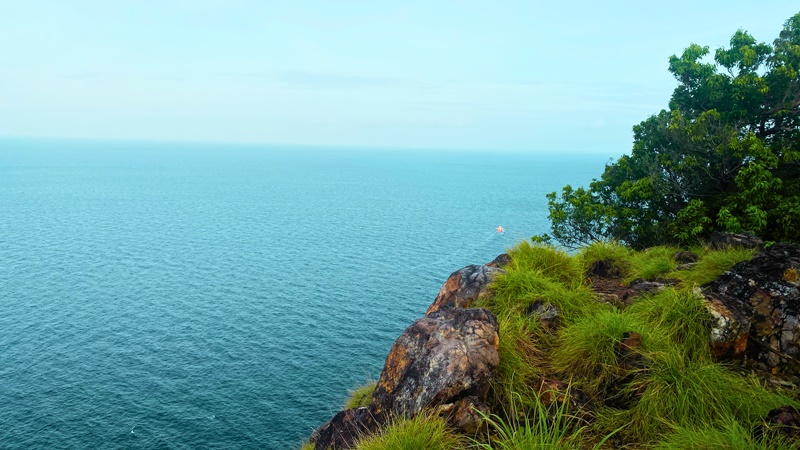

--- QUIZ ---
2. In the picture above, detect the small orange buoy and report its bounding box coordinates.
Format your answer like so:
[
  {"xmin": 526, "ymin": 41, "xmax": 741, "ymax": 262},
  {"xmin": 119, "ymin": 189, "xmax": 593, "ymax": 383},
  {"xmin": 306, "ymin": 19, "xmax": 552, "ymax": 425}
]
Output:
[{"xmin": 496, "ymin": 226, "xmax": 504, "ymax": 233}]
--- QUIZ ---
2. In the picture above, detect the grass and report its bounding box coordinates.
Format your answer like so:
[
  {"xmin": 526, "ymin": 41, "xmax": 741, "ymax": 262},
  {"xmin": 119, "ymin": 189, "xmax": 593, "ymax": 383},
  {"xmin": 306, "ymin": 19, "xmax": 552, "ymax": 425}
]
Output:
[
  {"xmin": 578, "ymin": 241, "xmax": 632, "ymax": 277},
  {"xmin": 352, "ymin": 414, "xmax": 466, "ymax": 450},
  {"xmin": 655, "ymin": 422, "xmax": 800, "ymax": 450},
  {"xmin": 625, "ymin": 288, "xmax": 711, "ymax": 362},
  {"xmin": 487, "ymin": 269, "xmax": 603, "ymax": 326},
  {"xmin": 474, "ymin": 389, "xmax": 619, "ymax": 450},
  {"xmin": 550, "ymin": 309, "xmax": 653, "ymax": 393},
  {"xmin": 345, "ymin": 382, "xmax": 377, "ymax": 409},
  {"xmin": 678, "ymin": 247, "xmax": 758, "ymax": 286},
  {"xmin": 508, "ymin": 241, "xmax": 584, "ymax": 289},
  {"xmin": 626, "ymin": 246, "xmax": 680, "ymax": 282},
  {"xmin": 489, "ymin": 311, "xmax": 544, "ymax": 409},
  {"xmin": 598, "ymin": 352, "xmax": 798, "ymax": 442}
]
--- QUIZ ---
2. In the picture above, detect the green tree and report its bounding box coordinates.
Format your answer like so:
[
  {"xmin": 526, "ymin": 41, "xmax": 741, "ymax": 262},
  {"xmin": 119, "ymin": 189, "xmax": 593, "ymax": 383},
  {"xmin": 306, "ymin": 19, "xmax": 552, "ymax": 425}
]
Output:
[{"xmin": 546, "ymin": 13, "xmax": 800, "ymax": 249}]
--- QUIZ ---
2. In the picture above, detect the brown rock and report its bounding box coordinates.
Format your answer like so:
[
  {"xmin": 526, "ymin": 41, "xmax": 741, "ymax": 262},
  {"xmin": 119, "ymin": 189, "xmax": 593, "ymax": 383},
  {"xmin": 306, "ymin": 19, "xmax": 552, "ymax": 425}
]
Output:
[
  {"xmin": 703, "ymin": 292, "xmax": 751, "ymax": 359},
  {"xmin": 526, "ymin": 300, "xmax": 561, "ymax": 330},
  {"xmin": 426, "ymin": 265, "xmax": 504, "ymax": 315},
  {"xmin": 674, "ymin": 251, "xmax": 700, "ymax": 264},
  {"xmin": 309, "ymin": 407, "xmax": 381, "ymax": 450},
  {"xmin": 587, "ymin": 259, "xmax": 624, "ymax": 279},
  {"xmin": 487, "ymin": 253, "xmax": 512, "ymax": 268},
  {"xmin": 371, "ymin": 308, "xmax": 500, "ymax": 417},
  {"xmin": 450, "ymin": 396, "xmax": 489, "ymax": 434},
  {"xmin": 702, "ymin": 243, "xmax": 800, "ymax": 373},
  {"xmin": 709, "ymin": 231, "xmax": 763, "ymax": 250}
]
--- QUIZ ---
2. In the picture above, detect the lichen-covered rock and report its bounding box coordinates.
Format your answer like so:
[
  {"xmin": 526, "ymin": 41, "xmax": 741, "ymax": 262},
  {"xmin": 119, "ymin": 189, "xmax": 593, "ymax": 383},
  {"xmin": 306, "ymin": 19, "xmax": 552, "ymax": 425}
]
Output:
[
  {"xmin": 592, "ymin": 278, "xmax": 665, "ymax": 307},
  {"xmin": 449, "ymin": 396, "xmax": 490, "ymax": 434},
  {"xmin": 526, "ymin": 299, "xmax": 561, "ymax": 330},
  {"xmin": 702, "ymin": 243, "xmax": 800, "ymax": 373},
  {"xmin": 702, "ymin": 292, "xmax": 751, "ymax": 359},
  {"xmin": 371, "ymin": 308, "xmax": 500, "ymax": 417},
  {"xmin": 628, "ymin": 278, "xmax": 666, "ymax": 295},
  {"xmin": 309, "ymin": 407, "xmax": 381, "ymax": 450},
  {"xmin": 487, "ymin": 253, "xmax": 512, "ymax": 268},
  {"xmin": 709, "ymin": 231, "xmax": 763, "ymax": 250},
  {"xmin": 426, "ymin": 265, "xmax": 504, "ymax": 315},
  {"xmin": 674, "ymin": 251, "xmax": 700, "ymax": 264}
]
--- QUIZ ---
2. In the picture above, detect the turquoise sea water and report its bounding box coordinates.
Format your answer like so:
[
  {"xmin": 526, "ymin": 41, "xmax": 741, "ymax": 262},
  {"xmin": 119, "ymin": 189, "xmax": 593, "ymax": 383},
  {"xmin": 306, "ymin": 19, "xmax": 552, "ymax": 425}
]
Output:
[{"xmin": 0, "ymin": 139, "xmax": 609, "ymax": 449}]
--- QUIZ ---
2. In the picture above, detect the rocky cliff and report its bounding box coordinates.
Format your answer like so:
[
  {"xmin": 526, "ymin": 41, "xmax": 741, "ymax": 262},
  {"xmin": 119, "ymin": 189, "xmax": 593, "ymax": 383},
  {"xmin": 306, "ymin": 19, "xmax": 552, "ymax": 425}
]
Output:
[{"xmin": 307, "ymin": 234, "xmax": 800, "ymax": 449}]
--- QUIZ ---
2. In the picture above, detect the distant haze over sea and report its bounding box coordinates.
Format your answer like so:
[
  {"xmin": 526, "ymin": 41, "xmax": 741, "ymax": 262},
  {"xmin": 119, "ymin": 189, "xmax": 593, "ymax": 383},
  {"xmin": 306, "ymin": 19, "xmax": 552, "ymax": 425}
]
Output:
[{"xmin": 0, "ymin": 139, "xmax": 608, "ymax": 448}]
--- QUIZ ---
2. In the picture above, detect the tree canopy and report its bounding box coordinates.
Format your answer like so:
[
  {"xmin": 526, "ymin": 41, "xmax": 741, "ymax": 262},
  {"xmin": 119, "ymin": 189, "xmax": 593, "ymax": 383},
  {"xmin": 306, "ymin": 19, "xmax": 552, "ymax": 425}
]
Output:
[{"xmin": 545, "ymin": 13, "xmax": 800, "ymax": 249}]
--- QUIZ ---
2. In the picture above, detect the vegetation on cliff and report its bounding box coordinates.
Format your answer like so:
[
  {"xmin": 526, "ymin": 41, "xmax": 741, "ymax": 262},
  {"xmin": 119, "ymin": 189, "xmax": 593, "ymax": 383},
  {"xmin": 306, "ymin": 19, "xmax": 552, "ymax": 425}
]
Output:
[
  {"xmin": 544, "ymin": 12, "xmax": 800, "ymax": 249},
  {"xmin": 309, "ymin": 238, "xmax": 798, "ymax": 449}
]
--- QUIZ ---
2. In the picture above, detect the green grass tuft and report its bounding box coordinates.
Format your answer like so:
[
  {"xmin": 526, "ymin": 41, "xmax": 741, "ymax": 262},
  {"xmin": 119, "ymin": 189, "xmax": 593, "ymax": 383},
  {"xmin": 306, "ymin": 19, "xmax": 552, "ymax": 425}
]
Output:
[
  {"xmin": 678, "ymin": 247, "xmax": 757, "ymax": 286},
  {"xmin": 353, "ymin": 414, "xmax": 466, "ymax": 450},
  {"xmin": 617, "ymin": 356, "xmax": 797, "ymax": 442},
  {"xmin": 655, "ymin": 422, "xmax": 799, "ymax": 450},
  {"xmin": 625, "ymin": 288, "xmax": 712, "ymax": 362},
  {"xmin": 507, "ymin": 242, "xmax": 583, "ymax": 289},
  {"xmin": 474, "ymin": 390, "xmax": 617, "ymax": 450},
  {"xmin": 550, "ymin": 309, "xmax": 653, "ymax": 393},
  {"xmin": 487, "ymin": 269, "xmax": 603, "ymax": 326},
  {"xmin": 490, "ymin": 312, "xmax": 543, "ymax": 409},
  {"xmin": 344, "ymin": 382, "xmax": 377, "ymax": 409},
  {"xmin": 626, "ymin": 245, "xmax": 680, "ymax": 281},
  {"xmin": 578, "ymin": 241, "xmax": 632, "ymax": 278}
]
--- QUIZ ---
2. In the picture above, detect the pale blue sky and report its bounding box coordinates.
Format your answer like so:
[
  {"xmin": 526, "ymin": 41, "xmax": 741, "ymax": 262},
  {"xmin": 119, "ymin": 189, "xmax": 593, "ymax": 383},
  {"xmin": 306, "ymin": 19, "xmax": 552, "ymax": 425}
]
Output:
[{"xmin": 1, "ymin": 1, "xmax": 798, "ymax": 152}]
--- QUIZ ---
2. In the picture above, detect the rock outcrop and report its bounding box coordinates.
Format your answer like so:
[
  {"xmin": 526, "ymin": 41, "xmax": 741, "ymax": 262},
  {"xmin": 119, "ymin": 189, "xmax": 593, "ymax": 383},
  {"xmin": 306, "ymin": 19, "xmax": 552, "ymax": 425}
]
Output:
[
  {"xmin": 587, "ymin": 259, "xmax": 625, "ymax": 279},
  {"xmin": 702, "ymin": 243, "xmax": 800, "ymax": 373},
  {"xmin": 371, "ymin": 307, "xmax": 500, "ymax": 416},
  {"xmin": 309, "ymin": 407, "xmax": 381, "ymax": 450},
  {"xmin": 674, "ymin": 251, "xmax": 700, "ymax": 264},
  {"xmin": 425, "ymin": 258, "xmax": 506, "ymax": 315},
  {"xmin": 709, "ymin": 231, "xmax": 764, "ymax": 250},
  {"xmin": 310, "ymin": 307, "xmax": 500, "ymax": 449}
]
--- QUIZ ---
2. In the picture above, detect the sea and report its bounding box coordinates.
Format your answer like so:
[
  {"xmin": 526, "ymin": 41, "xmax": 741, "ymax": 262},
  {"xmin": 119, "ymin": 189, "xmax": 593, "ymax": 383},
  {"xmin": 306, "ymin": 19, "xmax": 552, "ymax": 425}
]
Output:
[{"xmin": 0, "ymin": 138, "xmax": 610, "ymax": 449}]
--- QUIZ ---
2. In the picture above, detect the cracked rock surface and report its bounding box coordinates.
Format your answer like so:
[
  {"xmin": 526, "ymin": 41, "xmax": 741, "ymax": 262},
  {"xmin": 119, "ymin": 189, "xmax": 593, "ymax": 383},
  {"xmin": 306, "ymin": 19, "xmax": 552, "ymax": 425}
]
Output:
[{"xmin": 702, "ymin": 243, "xmax": 800, "ymax": 373}]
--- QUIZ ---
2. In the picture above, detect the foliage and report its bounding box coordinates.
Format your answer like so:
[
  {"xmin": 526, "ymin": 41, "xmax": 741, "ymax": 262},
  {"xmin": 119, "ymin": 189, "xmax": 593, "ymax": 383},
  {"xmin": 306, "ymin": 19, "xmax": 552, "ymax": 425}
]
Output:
[
  {"xmin": 352, "ymin": 414, "xmax": 466, "ymax": 450},
  {"xmin": 545, "ymin": 13, "xmax": 800, "ymax": 248}
]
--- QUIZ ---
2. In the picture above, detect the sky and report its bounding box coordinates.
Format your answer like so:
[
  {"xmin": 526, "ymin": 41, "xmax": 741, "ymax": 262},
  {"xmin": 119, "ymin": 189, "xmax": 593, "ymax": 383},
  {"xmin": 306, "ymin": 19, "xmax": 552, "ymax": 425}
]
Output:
[{"xmin": 1, "ymin": 1, "xmax": 798, "ymax": 153}]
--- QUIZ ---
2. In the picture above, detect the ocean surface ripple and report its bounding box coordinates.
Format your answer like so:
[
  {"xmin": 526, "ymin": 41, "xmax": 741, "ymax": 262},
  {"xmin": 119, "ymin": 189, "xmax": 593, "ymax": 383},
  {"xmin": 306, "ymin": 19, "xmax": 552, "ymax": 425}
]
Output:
[{"xmin": 0, "ymin": 140, "xmax": 607, "ymax": 449}]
